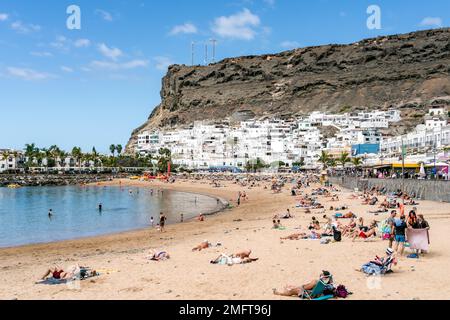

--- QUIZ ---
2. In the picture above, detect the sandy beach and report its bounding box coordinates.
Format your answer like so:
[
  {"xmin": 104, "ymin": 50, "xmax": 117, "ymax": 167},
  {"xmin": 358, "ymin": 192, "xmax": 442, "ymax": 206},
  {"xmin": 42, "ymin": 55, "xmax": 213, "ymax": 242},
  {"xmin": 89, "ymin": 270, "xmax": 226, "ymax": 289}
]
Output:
[{"xmin": 1, "ymin": 177, "xmax": 450, "ymax": 300}]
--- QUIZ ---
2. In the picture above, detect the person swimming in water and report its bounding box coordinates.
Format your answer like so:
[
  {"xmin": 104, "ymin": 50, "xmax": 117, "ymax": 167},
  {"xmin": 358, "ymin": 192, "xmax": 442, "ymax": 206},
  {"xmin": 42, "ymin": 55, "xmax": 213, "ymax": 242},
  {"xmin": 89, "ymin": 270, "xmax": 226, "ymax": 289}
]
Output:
[{"xmin": 48, "ymin": 209, "xmax": 53, "ymax": 218}]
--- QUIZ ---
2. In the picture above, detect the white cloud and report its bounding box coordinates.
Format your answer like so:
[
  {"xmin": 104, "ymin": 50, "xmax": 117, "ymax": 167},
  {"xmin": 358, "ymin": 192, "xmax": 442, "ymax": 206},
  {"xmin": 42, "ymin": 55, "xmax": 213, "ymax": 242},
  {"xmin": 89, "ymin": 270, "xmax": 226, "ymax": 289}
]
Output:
[
  {"xmin": 154, "ymin": 56, "xmax": 174, "ymax": 71},
  {"xmin": 11, "ymin": 21, "xmax": 41, "ymax": 34},
  {"xmin": 90, "ymin": 59, "xmax": 149, "ymax": 71},
  {"xmin": 0, "ymin": 13, "xmax": 8, "ymax": 21},
  {"xmin": 96, "ymin": 9, "xmax": 113, "ymax": 22},
  {"xmin": 61, "ymin": 66, "xmax": 74, "ymax": 73},
  {"xmin": 30, "ymin": 51, "xmax": 53, "ymax": 57},
  {"xmin": 420, "ymin": 17, "xmax": 443, "ymax": 28},
  {"xmin": 98, "ymin": 43, "xmax": 123, "ymax": 61},
  {"xmin": 169, "ymin": 23, "xmax": 198, "ymax": 35},
  {"xmin": 6, "ymin": 67, "xmax": 55, "ymax": 81},
  {"xmin": 74, "ymin": 38, "xmax": 91, "ymax": 48},
  {"xmin": 280, "ymin": 41, "xmax": 300, "ymax": 49},
  {"xmin": 50, "ymin": 36, "xmax": 69, "ymax": 50},
  {"xmin": 212, "ymin": 9, "xmax": 261, "ymax": 40}
]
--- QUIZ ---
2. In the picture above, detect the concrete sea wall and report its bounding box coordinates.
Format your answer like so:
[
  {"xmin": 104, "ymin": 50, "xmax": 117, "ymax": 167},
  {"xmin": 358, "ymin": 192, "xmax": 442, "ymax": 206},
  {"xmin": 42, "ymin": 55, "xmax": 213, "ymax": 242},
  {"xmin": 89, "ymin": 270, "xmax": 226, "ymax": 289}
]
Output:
[{"xmin": 329, "ymin": 176, "xmax": 450, "ymax": 203}]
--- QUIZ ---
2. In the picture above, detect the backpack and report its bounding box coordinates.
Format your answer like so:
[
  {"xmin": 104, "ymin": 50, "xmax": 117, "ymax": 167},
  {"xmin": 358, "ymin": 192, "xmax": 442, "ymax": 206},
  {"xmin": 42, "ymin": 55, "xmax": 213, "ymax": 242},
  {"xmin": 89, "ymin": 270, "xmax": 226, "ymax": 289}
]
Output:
[
  {"xmin": 335, "ymin": 285, "xmax": 349, "ymax": 298},
  {"xmin": 333, "ymin": 227, "xmax": 342, "ymax": 242}
]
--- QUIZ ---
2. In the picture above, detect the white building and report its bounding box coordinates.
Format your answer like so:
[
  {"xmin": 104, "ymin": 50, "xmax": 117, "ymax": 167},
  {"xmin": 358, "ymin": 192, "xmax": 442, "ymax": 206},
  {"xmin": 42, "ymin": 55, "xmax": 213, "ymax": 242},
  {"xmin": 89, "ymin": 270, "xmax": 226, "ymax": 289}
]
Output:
[
  {"xmin": 381, "ymin": 124, "xmax": 450, "ymax": 155},
  {"xmin": 134, "ymin": 109, "xmax": 405, "ymax": 170},
  {"xmin": 0, "ymin": 149, "xmax": 24, "ymax": 173}
]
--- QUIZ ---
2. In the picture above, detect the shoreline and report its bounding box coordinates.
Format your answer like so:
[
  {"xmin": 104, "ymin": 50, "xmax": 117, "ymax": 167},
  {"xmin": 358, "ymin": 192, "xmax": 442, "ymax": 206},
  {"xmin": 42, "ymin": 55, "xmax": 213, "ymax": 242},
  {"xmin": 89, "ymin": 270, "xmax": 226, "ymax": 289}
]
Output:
[
  {"xmin": 2, "ymin": 177, "xmax": 450, "ymax": 300},
  {"xmin": 0, "ymin": 180, "xmax": 230, "ymax": 251}
]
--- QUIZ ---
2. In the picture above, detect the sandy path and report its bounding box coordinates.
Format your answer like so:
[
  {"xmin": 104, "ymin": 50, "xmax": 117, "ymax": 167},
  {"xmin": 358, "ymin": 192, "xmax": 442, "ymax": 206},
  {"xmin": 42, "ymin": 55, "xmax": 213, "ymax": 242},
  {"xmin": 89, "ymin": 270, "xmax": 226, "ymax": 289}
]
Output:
[{"xmin": 1, "ymin": 178, "xmax": 449, "ymax": 300}]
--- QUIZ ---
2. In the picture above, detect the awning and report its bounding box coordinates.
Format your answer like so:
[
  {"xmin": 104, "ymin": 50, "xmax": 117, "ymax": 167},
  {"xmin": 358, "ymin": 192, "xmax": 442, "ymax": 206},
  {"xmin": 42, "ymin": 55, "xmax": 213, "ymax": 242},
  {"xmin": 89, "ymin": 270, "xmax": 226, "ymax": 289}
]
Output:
[{"xmin": 392, "ymin": 163, "xmax": 421, "ymax": 169}]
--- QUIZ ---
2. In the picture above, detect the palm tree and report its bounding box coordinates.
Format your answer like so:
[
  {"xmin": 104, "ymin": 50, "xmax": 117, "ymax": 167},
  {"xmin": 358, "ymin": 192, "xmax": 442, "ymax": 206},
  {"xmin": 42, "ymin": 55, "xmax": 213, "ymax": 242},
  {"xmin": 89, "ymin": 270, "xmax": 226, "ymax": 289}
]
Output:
[
  {"xmin": 351, "ymin": 157, "xmax": 362, "ymax": 167},
  {"xmin": 71, "ymin": 147, "xmax": 83, "ymax": 171},
  {"xmin": 24, "ymin": 143, "xmax": 39, "ymax": 167},
  {"xmin": 337, "ymin": 151, "xmax": 350, "ymax": 168},
  {"xmin": 328, "ymin": 158, "xmax": 337, "ymax": 168},
  {"xmin": 318, "ymin": 151, "xmax": 331, "ymax": 168},
  {"xmin": 116, "ymin": 144, "xmax": 123, "ymax": 156},
  {"xmin": 24, "ymin": 143, "xmax": 36, "ymax": 158},
  {"xmin": 109, "ymin": 144, "xmax": 116, "ymax": 157}
]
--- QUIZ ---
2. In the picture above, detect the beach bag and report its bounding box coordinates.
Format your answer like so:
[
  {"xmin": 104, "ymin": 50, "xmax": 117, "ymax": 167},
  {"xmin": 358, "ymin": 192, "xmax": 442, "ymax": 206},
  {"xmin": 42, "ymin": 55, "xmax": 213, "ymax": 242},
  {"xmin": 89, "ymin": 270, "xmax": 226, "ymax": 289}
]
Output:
[
  {"xmin": 333, "ymin": 227, "xmax": 342, "ymax": 242},
  {"xmin": 335, "ymin": 285, "xmax": 349, "ymax": 298}
]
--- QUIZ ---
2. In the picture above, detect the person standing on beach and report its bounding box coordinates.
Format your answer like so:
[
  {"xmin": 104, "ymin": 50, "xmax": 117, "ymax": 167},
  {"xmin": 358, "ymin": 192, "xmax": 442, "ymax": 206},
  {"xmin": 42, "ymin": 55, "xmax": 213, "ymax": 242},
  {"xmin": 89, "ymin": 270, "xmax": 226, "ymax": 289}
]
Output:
[
  {"xmin": 150, "ymin": 216, "xmax": 154, "ymax": 227},
  {"xmin": 180, "ymin": 214, "xmax": 184, "ymax": 223},
  {"xmin": 387, "ymin": 210, "xmax": 397, "ymax": 248},
  {"xmin": 159, "ymin": 212, "xmax": 166, "ymax": 232},
  {"xmin": 237, "ymin": 192, "xmax": 241, "ymax": 206},
  {"xmin": 393, "ymin": 215, "xmax": 407, "ymax": 256}
]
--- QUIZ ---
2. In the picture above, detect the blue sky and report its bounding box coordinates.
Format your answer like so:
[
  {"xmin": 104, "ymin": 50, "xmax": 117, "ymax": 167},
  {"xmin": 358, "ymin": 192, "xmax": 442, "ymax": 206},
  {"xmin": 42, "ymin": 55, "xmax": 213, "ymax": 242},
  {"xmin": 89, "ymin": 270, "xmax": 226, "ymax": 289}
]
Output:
[{"xmin": 0, "ymin": 0, "xmax": 449, "ymax": 153}]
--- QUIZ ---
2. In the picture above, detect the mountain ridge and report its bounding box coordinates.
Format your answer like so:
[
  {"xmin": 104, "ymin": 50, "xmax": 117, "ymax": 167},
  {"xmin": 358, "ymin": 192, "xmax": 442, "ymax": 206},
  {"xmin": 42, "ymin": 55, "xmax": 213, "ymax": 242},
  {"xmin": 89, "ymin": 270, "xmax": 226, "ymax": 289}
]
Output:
[{"xmin": 126, "ymin": 28, "xmax": 450, "ymax": 152}]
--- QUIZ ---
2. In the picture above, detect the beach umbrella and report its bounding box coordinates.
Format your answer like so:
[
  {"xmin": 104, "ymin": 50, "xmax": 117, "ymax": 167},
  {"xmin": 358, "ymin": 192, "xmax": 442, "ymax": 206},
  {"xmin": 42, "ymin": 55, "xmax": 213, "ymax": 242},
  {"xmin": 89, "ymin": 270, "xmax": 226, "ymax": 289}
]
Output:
[{"xmin": 419, "ymin": 163, "xmax": 426, "ymax": 177}]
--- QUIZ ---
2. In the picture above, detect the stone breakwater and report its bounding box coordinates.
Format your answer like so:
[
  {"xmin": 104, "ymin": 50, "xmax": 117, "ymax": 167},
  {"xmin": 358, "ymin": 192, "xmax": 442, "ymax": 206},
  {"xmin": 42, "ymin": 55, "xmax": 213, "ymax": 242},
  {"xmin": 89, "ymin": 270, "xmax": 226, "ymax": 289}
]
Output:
[{"xmin": 0, "ymin": 174, "xmax": 122, "ymax": 187}]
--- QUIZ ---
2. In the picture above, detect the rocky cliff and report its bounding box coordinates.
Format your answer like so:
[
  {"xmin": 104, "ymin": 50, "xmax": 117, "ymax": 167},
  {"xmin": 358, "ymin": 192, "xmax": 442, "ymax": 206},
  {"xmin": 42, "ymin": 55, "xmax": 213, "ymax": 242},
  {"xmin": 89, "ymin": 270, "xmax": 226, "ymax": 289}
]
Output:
[{"xmin": 126, "ymin": 28, "xmax": 450, "ymax": 152}]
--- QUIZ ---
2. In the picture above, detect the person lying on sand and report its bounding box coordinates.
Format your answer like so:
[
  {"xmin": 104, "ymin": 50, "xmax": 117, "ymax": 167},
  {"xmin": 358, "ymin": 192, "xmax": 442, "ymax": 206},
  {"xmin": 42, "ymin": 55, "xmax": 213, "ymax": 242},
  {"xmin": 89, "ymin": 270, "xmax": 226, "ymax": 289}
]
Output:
[
  {"xmin": 192, "ymin": 240, "xmax": 211, "ymax": 251},
  {"xmin": 281, "ymin": 230, "xmax": 321, "ymax": 241},
  {"xmin": 273, "ymin": 271, "xmax": 334, "ymax": 297},
  {"xmin": 210, "ymin": 249, "xmax": 258, "ymax": 265},
  {"xmin": 41, "ymin": 266, "xmax": 74, "ymax": 281},
  {"xmin": 280, "ymin": 232, "xmax": 307, "ymax": 240},
  {"xmin": 41, "ymin": 265, "xmax": 97, "ymax": 281},
  {"xmin": 147, "ymin": 250, "xmax": 170, "ymax": 261}
]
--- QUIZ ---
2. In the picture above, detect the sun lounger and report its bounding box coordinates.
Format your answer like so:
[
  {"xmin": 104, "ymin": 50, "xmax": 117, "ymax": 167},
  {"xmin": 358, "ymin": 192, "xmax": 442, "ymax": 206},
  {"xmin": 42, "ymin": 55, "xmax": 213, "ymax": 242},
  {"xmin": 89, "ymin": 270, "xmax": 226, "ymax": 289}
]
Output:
[{"xmin": 301, "ymin": 280, "xmax": 334, "ymax": 300}]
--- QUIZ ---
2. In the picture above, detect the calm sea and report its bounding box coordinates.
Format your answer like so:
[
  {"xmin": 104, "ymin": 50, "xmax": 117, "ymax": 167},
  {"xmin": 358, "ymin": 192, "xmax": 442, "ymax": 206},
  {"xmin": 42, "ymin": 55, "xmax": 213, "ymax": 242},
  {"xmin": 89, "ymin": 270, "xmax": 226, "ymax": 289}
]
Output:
[{"xmin": 0, "ymin": 185, "xmax": 220, "ymax": 248}]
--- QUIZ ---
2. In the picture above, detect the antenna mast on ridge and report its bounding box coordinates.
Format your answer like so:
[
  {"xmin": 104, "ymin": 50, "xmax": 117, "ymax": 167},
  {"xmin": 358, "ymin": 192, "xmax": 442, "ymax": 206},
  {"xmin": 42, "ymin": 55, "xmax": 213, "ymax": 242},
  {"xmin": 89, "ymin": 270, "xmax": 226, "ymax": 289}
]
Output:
[
  {"xmin": 204, "ymin": 42, "xmax": 208, "ymax": 65},
  {"xmin": 210, "ymin": 39, "xmax": 217, "ymax": 63},
  {"xmin": 191, "ymin": 41, "xmax": 195, "ymax": 66}
]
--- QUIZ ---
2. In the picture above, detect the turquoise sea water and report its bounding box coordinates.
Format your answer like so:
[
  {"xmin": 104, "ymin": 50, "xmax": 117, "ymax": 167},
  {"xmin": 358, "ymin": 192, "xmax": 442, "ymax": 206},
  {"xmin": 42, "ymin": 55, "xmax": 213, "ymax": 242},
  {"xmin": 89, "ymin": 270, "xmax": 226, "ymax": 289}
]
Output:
[{"xmin": 0, "ymin": 185, "xmax": 220, "ymax": 248}]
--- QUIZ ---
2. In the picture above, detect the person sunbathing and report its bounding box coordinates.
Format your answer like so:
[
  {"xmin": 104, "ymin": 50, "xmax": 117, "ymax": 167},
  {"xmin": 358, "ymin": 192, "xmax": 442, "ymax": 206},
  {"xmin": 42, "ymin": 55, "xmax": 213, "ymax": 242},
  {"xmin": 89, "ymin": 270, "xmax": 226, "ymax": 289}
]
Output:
[
  {"xmin": 273, "ymin": 271, "xmax": 333, "ymax": 297},
  {"xmin": 280, "ymin": 232, "xmax": 307, "ymax": 240},
  {"xmin": 280, "ymin": 209, "xmax": 293, "ymax": 219},
  {"xmin": 41, "ymin": 265, "xmax": 97, "ymax": 281},
  {"xmin": 192, "ymin": 240, "xmax": 211, "ymax": 251},
  {"xmin": 148, "ymin": 250, "xmax": 170, "ymax": 261},
  {"xmin": 41, "ymin": 266, "xmax": 74, "ymax": 281},
  {"xmin": 352, "ymin": 221, "xmax": 378, "ymax": 242},
  {"xmin": 210, "ymin": 250, "xmax": 258, "ymax": 265}
]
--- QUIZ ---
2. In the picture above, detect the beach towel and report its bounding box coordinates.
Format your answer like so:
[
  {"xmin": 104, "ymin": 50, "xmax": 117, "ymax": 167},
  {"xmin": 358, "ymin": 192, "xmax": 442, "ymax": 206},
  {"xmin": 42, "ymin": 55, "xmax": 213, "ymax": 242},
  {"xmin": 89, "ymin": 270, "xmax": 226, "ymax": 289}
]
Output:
[
  {"xmin": 361, "ymin": 262, "xmax": 384, "ymax": 275},
  {"xmin": 406, "ymin": 229, "xmax": 430, "ymax": 251},
  {"xmin": 36, "ymin": 268, "xmax": 99, "ymax": 285}
]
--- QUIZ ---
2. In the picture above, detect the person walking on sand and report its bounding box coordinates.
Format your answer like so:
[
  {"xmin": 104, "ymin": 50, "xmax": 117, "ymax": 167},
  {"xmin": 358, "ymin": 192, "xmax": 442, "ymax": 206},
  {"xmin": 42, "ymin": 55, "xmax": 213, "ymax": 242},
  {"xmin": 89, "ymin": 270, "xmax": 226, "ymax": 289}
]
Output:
[
  {"xmin": 237, "ymin": 192, "xmax": 241, "ymax": 206},
  {"xmin": 159, "ymin": 212, "xmax": 166, "ymax": 232}
]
